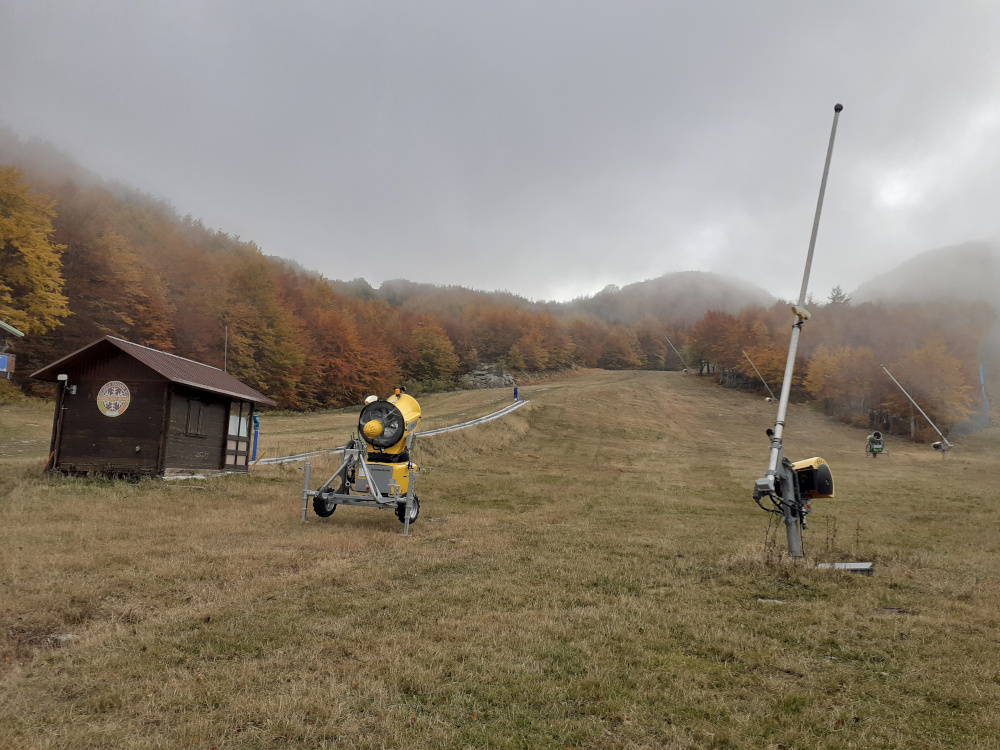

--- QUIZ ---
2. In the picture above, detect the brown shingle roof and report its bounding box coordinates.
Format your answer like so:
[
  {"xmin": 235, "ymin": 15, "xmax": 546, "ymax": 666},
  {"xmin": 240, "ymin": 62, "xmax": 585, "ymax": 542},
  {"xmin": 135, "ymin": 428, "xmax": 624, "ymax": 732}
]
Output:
[{"xmin": 31, "ymin": 336, "xmax": 277, "ymax": 406}]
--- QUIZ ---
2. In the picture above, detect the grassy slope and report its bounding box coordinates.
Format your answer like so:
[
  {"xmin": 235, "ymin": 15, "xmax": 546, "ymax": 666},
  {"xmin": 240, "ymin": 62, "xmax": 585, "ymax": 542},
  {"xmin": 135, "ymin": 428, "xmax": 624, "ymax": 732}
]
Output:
[{"xmin": 1, "ymin": 371, "xmax": 999, "ymax": 749}]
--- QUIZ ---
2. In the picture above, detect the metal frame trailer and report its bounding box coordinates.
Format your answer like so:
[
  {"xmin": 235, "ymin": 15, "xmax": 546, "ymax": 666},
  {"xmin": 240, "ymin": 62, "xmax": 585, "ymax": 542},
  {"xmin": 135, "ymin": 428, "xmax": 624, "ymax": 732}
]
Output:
[{"xmin": 301, "ymin": 435, "xmax": 420, "ymax": 535}]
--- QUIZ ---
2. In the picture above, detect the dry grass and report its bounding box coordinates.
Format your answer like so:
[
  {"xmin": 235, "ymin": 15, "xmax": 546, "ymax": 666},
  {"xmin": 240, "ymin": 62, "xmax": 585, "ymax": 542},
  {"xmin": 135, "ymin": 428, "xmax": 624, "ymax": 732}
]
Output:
[{"xmin": 2, "ymin": 371, "xmax": 1000, "ymax": 749}]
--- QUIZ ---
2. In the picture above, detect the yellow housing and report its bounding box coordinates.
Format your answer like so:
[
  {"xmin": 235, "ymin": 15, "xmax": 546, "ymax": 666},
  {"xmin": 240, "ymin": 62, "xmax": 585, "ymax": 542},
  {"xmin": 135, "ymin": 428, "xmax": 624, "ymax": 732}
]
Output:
[
  {"xmin": 791, "ymin": 456, "xmax": 835, "ymax": 499},
  {"xmin": 381, "ymin": 393, "xmax": 421, "ymax": 456},
  {"xmin": 355, "ymin": 460, "xmax": 419, "ymax": 496},
  {"xmin": 358, "ymin": 392, "xmax": 422, "ymax": 456},
  {"xmin": 389, "ymin": 393, "xmax": 422, "ymax": 433}
]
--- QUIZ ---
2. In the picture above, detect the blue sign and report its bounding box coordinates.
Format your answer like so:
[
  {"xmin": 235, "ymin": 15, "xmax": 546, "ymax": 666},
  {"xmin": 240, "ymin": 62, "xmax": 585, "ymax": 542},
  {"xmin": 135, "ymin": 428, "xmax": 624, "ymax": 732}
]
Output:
[
  {"xmin": 252, "ymin": 414, "xmax": 260, "ymax": 460},
  {"xmin": 0, "ymin": 354, "xmax": 12, "ymax": 372}
]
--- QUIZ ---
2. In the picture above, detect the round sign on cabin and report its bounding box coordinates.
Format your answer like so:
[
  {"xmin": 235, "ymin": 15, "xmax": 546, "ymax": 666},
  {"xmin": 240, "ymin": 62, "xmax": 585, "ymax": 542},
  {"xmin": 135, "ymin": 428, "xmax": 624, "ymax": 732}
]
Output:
[{"xmin": 96, "ymin": 381, "xmax": 131, "ymax": 417}]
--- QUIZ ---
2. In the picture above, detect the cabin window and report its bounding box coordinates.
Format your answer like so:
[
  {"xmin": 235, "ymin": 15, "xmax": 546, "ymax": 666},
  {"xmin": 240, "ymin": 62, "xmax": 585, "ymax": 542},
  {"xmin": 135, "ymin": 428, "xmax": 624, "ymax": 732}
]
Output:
[
  {"xmin": 186, "ymin": 399, "xmax": 207, "ymax": 436},
  {"xmin": 227, "ymin": 412, "xmax": 249, "ymax": 438}
]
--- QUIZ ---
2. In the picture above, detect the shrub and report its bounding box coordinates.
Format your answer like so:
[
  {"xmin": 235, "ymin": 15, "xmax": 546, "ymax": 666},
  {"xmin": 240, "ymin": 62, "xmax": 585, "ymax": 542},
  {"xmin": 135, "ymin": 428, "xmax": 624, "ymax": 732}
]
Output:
[{"xmin": 0, "ymin": 378, "xmax": 25, "ymax": 404}]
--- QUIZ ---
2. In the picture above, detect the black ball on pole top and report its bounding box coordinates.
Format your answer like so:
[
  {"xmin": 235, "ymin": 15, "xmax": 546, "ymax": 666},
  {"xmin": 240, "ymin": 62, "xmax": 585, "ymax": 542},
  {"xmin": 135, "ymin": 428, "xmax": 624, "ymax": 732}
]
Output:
[{"xmin": 834, "ymin": 103, "xmax": 844, "ymax": 112}]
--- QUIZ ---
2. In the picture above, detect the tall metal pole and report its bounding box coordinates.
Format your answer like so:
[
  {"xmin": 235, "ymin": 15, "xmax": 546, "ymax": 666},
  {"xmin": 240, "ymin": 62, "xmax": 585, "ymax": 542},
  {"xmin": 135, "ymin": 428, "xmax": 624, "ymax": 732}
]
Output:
[
  {"xmin": 881, "ymin": 365, "xmax": 953, "ymax": 452},
  {"xmin": 663, "ymin": 335, "xmax": 690, "ymax": 371},
  {"xmin": 742, "ymin": 349, "xmax": 777, "ymax": 401},
  {"xmin": 755, "ymin": 104, "xmax": 843, "ymax": 558}
]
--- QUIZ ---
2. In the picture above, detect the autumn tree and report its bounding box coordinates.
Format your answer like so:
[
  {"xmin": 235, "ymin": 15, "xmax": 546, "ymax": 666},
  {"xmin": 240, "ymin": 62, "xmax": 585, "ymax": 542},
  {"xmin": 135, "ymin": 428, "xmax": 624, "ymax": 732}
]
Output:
[
  {"xmin": 280, "ymin": 274, "xmax": 400, "ymax": 407},
  {"xmin": 403, "ymin": 320, "xmax": 460, "ymax": 383},
  {"xmin": 598, "ymin": 327, "xmax": 645, "ymax": 370},
  {"xmin": 0, "ymin": 166, "xmax": 69, "ymax": 333},
  {"xmin": 71, "ymin": 231, "xmax": 175, "ymax": 348},
  {"xmin": 882, "ymin": 334, "xmax": 975, "ymax": 437},
  {"xmin": 222, "ymin": 256, "xmax": 306, "ymax": 408},
  {"xmin": 689, "ymin": 310, "xmax": 739, "ymax": 375},
  {"xmin": 565, "ymin": 317, "xmax": 607, "ymax": 368},
  {"xmin": 804, "ymin": 346, "xmax": 879, "ymax": 418},
  {"xmin": 513, "ymin": 310, "xmax": 572, "ymax": 370},
  {"xmin": 633, "ymin": 316, "xmax": 671, "ymax": 370}
]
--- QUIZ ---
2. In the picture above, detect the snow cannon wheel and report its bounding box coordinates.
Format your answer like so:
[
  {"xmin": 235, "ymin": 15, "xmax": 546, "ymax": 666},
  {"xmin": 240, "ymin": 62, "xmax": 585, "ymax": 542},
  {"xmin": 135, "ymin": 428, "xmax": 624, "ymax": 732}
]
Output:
[
  {"xmin": 313, "ymin": 496, "xmax": 337, "ymax": 518},
  {"xmin": 397, "ymin": 495, "xmax": 420, "ymax": 525}
]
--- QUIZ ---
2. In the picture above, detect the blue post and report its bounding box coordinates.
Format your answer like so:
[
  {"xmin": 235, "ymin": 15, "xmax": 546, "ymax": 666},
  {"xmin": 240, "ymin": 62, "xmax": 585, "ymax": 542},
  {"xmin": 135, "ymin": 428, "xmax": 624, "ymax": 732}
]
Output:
[
  {"xmin": 252, "ymin": 414, "xmax": 260, "ymax": 460},
  {"xmin": 513, "ymin": 386, "xmax": 519, "ymax": 401}
]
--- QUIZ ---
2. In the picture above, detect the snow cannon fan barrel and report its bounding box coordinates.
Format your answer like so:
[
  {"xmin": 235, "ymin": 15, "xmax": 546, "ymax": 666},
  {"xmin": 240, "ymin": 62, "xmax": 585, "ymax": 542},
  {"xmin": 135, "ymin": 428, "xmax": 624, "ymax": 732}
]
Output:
[
  {"xmin": 790, "ymin": 457, "xmax": 835, "ymax": 500},
  {"xmin": 358, "ymin": 389, "xmax": 422, "ymax": 457}
]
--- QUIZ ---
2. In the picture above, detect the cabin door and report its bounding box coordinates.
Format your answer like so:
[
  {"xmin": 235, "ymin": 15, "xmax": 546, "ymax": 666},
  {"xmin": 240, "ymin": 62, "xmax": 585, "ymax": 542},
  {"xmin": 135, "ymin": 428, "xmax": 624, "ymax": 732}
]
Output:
[{"xmin": 224, "ymin": 401, "xmax": 252, "ymax": 470}]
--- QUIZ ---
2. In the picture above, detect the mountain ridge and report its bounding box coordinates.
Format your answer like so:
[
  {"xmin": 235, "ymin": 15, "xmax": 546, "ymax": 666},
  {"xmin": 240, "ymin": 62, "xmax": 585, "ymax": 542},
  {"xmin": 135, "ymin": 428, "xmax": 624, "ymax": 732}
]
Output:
[{"xmin": 851, "ymin": 240, "xmax": 1000, "ymax": 309}]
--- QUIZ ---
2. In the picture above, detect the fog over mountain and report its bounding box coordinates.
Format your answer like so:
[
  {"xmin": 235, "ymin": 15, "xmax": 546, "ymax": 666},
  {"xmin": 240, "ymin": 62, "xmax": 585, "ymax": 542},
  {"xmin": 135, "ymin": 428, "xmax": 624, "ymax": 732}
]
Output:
[
  {"xmin": 851, "ymin": 241, "xmax": 1000, "ymax": 369},
  {"xmin": 566, "ymin": 271, "xmax": 774, "ymax": 326},
  {"xmin": 852, "ymin": 241, "xmax": 1000, "ymax": 309},
  {"xmin": 4, "ymin": 3, "xmax": 1000, "ymax": 301}
]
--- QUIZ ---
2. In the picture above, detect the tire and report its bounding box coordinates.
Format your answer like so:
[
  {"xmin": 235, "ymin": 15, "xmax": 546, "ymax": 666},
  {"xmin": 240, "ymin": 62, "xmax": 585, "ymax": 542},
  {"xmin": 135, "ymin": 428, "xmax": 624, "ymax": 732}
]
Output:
[
  {"xmin": 313, "ymin": 495, "xmax": 337, "ymax": 518},
  {"xmin": 397, "ymin": 495, "xmax": 420, "ymax": 524}
]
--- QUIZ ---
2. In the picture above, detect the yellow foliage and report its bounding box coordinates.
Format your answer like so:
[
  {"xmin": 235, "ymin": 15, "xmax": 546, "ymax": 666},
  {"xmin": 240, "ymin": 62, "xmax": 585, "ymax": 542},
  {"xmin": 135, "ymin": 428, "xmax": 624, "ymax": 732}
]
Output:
[
  {"xmin": 883, "ymin": 334, "xmax": 975, "ymax": 431},
  {"xmin": 0, "ymin": 166, "xmax": 69, "ymax": 333}
]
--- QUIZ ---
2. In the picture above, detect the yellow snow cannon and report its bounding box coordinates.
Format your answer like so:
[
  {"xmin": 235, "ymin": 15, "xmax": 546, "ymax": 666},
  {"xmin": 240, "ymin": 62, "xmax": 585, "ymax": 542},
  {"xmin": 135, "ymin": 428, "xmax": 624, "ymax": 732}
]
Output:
[
  {"xmin": 790, "ymin": 457, "xmax": 835, "ymax": 500},
  {"xmin": 756, "ymin": 455, "xmax": 834, "ymax": 541},
  {"xmin": 303, "ymin": 388, "xmax": 423, "ymax": 533},
  {"xmin": 360, "ymin": 388, "xmax": 422, "ymax": 460}
]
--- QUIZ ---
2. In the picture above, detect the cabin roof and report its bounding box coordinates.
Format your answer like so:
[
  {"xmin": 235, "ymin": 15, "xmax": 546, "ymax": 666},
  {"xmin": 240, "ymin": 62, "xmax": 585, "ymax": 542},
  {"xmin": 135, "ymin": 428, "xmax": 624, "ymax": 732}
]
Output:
[{"xmin": 31, "ymin": 336, "xmax": 277, "ymax": 406}]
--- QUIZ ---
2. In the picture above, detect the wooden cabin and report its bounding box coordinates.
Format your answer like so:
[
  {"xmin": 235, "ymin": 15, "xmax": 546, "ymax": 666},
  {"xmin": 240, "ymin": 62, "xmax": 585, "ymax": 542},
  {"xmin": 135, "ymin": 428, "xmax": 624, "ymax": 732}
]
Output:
[{"xmin": 31, "ymin": 336, "xmax": 276, "ymax": 476}]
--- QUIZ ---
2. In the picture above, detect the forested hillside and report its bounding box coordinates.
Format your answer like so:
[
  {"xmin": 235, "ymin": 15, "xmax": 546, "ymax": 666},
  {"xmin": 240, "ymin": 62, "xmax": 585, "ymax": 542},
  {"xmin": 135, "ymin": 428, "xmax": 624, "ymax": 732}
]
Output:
[
  {"xmin": 0, "ymin": 129, "xmax": 993, "ymax": 439},
  {"xmin": 684, "ymin": 294, "xmax": 993, "ymax": 438},
  {"xmin": 0, "ymin": 131, "xmax": 695, "ymax": 407}
]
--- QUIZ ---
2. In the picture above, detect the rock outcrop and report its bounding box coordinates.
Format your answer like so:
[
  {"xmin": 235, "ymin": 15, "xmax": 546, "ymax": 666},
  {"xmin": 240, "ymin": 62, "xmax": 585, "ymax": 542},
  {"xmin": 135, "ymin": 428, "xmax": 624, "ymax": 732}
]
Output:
[{"xmin": 461, "ymin": 364, "xmax": 516, "ymax": 389}]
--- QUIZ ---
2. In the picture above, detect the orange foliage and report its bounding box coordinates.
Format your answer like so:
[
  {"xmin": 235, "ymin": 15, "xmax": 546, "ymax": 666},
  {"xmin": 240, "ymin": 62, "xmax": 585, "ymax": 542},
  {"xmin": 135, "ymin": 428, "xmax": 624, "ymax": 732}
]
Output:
[{"xmin": 4, "ymin": 133, "xmax": 993, "ymax": 422}]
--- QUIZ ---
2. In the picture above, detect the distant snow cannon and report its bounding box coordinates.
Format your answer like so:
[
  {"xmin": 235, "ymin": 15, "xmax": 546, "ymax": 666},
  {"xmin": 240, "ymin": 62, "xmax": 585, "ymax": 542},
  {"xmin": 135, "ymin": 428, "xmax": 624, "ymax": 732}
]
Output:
[
  {"xmin": 742, "ymin": 349, "xmax": 777, "ymax": 404},
  {"xmin": 881, "ymin": 365, "xmax": 954, "ymax": 458},
  {"xmin": 301, "ymin": 388, "xmax": 424, "ymax": 534},
  {"xmin": 866, "ymin": 431, "xmax": 886, "ymax": 458}
]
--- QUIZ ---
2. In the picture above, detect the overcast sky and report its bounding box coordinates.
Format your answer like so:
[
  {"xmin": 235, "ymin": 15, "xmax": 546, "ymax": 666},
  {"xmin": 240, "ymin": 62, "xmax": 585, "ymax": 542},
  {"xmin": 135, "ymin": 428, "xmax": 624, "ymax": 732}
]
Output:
[{"xmin": 2, "ymin": 1, "xmax": 1000, "ymax": 302}]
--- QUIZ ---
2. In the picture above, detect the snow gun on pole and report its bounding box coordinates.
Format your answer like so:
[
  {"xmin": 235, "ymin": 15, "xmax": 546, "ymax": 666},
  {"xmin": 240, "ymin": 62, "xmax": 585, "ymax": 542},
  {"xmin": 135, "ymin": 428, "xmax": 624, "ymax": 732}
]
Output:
[
  {"xmin": 881, "ymin": 364, "xmax": 953, "ymax": 457},
  {"xmin": 663, "ymin": 335, "xmax": 690, "ymax": 373},
  {"xmin": 742, "ymin": 349, "xmax": 777, "ymax": 402},
  {"xmin": 753, "ymin": 104, "xmax": 844, "ymax": 558}
]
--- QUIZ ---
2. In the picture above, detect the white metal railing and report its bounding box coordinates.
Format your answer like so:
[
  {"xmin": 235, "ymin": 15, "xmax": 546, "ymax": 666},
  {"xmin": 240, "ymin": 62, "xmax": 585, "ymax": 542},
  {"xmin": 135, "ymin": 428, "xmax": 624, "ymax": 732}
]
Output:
[{"xmin": 255, "ymin": 399, "xmax": 529, "ymax": 465}]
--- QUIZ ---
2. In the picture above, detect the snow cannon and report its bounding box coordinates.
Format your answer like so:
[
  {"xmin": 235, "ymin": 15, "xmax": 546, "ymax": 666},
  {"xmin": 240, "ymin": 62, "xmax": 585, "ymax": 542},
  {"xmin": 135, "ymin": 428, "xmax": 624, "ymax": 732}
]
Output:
[
  {"xmin": 789, "ymin": 457, "xmax": 835, "ymax": 500},
  {"xmin": 759, "ymin": 456, "xmax": 835, "ymax": 538},
  {"xmin": 932, "ymin": 440, "xmax": 952, "ymax": 454},
  {"xmin": 301, "ymin": 388, "xmax": 423, "ymax": 534},
  {"xmin": 866, "ymin": 431, "xmax": 885, "ymax": 458},
  {"xmin": 752, "ymin": 103, "xmax": 844, "ymax": 558},
  {"xmin": 359, "ymin": 388, "xmax": 422, "ymax": 459}
]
